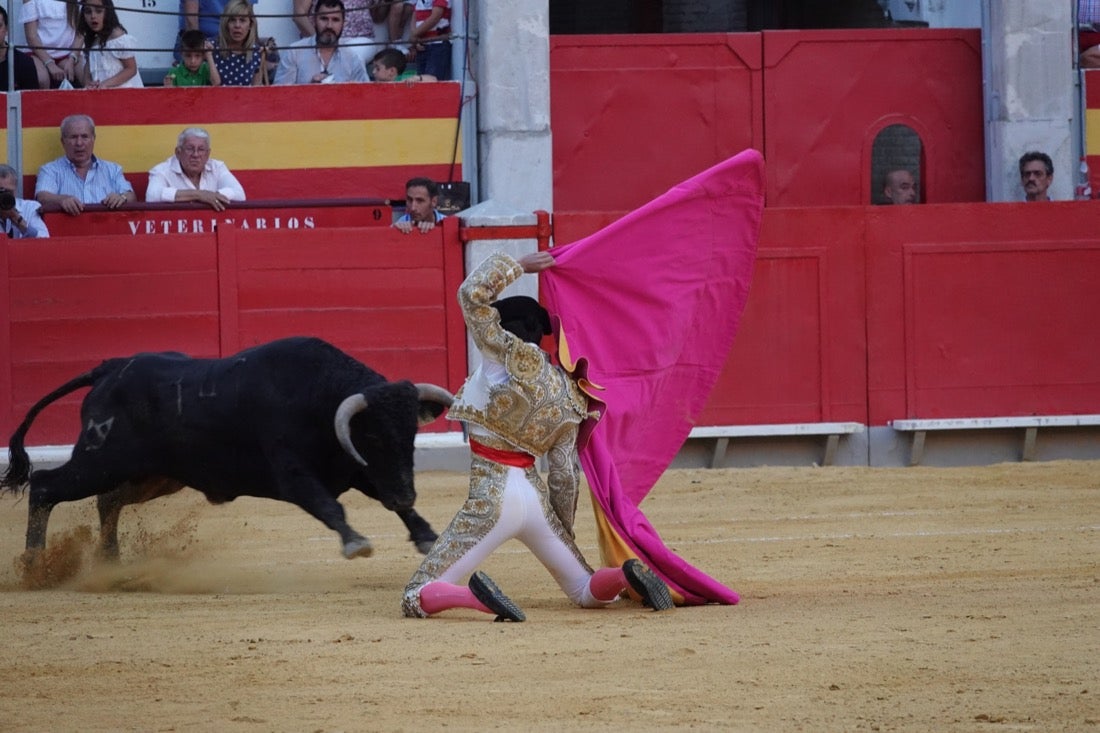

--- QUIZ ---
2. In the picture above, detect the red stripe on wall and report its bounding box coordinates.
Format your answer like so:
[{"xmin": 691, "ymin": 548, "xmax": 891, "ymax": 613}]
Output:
[{"xmin": 18, "ymin": 84, "xmax": 464, "ymax": 127}]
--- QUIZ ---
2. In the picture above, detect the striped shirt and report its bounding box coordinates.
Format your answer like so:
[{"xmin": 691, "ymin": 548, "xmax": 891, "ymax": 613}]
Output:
[{"xmin": 35, "ymin": 156, "xmax": 134, "ymax": 204}]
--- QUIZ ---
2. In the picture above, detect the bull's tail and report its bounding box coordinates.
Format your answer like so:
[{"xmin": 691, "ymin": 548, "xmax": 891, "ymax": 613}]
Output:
[{"xmin": 1, "ymin": 369, "xmax": 99, "ymax": 492}]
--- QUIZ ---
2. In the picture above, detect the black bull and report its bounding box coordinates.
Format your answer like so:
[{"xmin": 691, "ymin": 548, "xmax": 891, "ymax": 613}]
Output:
[{"xmin": 0, "ymin": 337, "xmax": 454, "ymax": 563}]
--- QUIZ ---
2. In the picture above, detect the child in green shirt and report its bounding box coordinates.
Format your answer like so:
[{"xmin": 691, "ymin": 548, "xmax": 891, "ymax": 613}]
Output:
[{"xmin": 164, "ymin": 29, "xmax": 221, "ymax": 87}]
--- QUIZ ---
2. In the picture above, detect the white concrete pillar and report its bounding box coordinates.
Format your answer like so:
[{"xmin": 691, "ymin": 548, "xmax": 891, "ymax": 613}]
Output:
[
  {"xmin": 473, "ymin": 0, "xmax": 553, "ymax": 213},
  {"xmin": 983, "ymin": 0, "xmax": 1076, "ymax": 201}
]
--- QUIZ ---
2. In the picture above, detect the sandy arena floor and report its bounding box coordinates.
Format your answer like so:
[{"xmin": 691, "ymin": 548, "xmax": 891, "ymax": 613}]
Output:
[{"xmin": 0, "ymin": 461, "xmax": 1097, "ymax": 732}]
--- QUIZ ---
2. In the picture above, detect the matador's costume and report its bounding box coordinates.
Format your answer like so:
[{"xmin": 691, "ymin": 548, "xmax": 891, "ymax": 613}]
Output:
[{"xmin": 402, "ymin": 252, "xmax": 671, "ymax": 619}]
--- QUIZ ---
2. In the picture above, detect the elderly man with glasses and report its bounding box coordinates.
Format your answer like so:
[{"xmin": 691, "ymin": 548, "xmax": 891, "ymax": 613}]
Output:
[{"xmin": 146, "ymin": 127, "xmax": 246, "ymax": 211}]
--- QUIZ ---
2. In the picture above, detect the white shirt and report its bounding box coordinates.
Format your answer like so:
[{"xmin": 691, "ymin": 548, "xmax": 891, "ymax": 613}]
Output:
[
  {"xmin": 146, "ymin": 154, "xmax": 246, "ymax": 203},
  {"xmin": 21, "ymin": 0, "xmax": 77, "ymax": 60},
  {"xmin": 86, "ymin": 34, "xmax": 144, "ymax": 88}
]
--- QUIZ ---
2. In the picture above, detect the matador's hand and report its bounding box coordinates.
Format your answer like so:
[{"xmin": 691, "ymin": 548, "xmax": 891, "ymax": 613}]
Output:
[{"xmin": 518, "ymin": 251, "xmax": 555, "ymax": 273}]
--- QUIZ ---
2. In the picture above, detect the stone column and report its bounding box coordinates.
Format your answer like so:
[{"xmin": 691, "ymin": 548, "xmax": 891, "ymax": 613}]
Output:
[
  {"xmin": 983, "ymin": 1, "xmax": 1075, "ymax": 201},
  {"xmin": 474, "ymin": 0, "xmax": 553, "ymax": 213}
]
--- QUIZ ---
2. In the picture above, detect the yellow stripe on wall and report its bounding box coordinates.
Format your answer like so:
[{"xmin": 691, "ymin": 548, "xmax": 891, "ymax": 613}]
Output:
[
  {"xmin": 1087, "ymin": 109, "xmax": 1100, "ymax": 155},
  {"xmin": 21, "ymin": 119, "xmax": 462, "ymax": 174}
]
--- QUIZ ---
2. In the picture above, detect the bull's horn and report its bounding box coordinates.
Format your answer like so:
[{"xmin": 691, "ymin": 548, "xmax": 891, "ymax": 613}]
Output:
[
  {"xmin": 334, "ymin": 394, "xmax": 369, "ymax": 467},
  {"xmin": 415, "ymin": 383, "xmax": 454, "ymax": 406},
  {"xmin": 414, "ymin": 383, "xmax": 455, "ymax": 426}
]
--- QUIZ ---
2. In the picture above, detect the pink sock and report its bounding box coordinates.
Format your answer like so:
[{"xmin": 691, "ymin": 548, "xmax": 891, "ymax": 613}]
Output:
[
  {"xmin": 419, "ymin": 581, "xmax": 492, "ymax": 615},
  {"xmin": 589, "ymin": 567, "xmax": 627, "ymax": 602}
]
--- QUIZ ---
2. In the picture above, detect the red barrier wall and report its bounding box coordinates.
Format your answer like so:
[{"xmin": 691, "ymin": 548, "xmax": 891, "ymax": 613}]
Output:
[
  {"xmin": 864, "ymin": 202, "xmax": 1100, "ymax": 423},
  {"xmin": 42, "ymin": 199, "xmax": 393, "ymax": 237},
  {"xmin": 550, "ymin": 30, "xmax": 985, "ymax": 213},
  {"xmin": 553, "ymin": 202, "xmax": 1100, "ymax": 428},
  {"xmin": 0, "ymin": 220, "xmax": 467, "ymax": 445},
  {"xmin": 7, "ymin": 204, "xmax": 1098, "ymax": 448}
]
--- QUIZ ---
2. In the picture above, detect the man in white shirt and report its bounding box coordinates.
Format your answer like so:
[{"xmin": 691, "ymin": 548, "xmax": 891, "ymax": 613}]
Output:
[
  {"xmin": 0, "ymin": 164, "xmax": 49, "ymax": 238},
  {"xmin": 275, "ymin": 0, "xmax": 368, "ymax": 84},
  {"xmin": 145, "ymin": 127, "xmax": 246, "ymax": 211}
]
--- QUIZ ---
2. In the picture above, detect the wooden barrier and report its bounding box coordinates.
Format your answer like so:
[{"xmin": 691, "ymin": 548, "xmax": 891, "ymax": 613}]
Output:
[
  {"xmin": 41, "ymin": 199, "xmax": 394, "ymax": 237},
  {"xmin": 1, "ymin": 218, "xmax": 466, "ymax": 445},
  {"xmin": 5, "ymin": 202, "xmax": 1100, "ymax": 453}
]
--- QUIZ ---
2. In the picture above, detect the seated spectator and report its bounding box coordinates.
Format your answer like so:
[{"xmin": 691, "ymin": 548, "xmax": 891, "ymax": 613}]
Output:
[
  {"xmin": 180, "ymin": 0, "xmax": 244, "ymax": 43},
  {"xmin": 146, "ymin": 128, "xmax": 245, "ymax": 211},
  {"xmin": 1019, "ymin": 151, "xmax": 1054, "ymax": 202},
  {"xmin": 22, "ymin": 0, "xmax": 81, "ymax": 88},
  {"xmin": 75, "ymin": 0, "xmax": 144, "ymax": 89},
  {"xmin": 881, "ymin": 169, "xmax": 917, "ymax": 205},
  {"xmin": 393, "ymin": 176, "xmax": 445, "ymax": 233},
  {"xmin": 369, "ymin": 47, "xmax": 435, "ymax": 82},
  {"xmin": 294, "ymin": 0, "xmax": 382, "ymax": 65},
  {"xmin": 0, "ymin": 164, "xmax": 49, "ymax": 238},
  {"xmin": 409, "ymin": 0, "xmax": 452, "ymax": 81},
  {"xmin": 214, "ymin": 0, "xmax": 277, "ymax": 86},
  {"xmin": 165, "ymin": 29, "xmax": 221, "ymax": 86},
  {"xmin": 276, "ymin": 0, "xmax": 368, "ymax": 84},
  {"xmin": 1, "ymin": 7, "xmax": 45, "ymax": 90},
  {"xmin": 35, "ymin": 114, "xmax": 135, "ymax": 216},
  {"xmin": 1080, "ymin": 0, "xmax": 1100, "ymax": 68}
]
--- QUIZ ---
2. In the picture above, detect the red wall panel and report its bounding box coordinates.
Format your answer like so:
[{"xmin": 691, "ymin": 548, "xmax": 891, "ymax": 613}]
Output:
[
  {"xmin": 865, "ymin": 202, "xmax": 1100, "ymax": 423},
  {"xmin": 762, "ymin": 29, "xmax": 984, "ymax": 207},
  {"xmin": 1, "ymin": 220, "xmax": 468, "ymax": 445},
  {"xmin": 550, "ymin": 33, "xmax": 763, "ymax": 214},
  {"xmin": 2, "ymin": 234, "xmax": 221, "ymax": 443},
  {"xmin": 697, "ymin": 207, "xmax": 867, "ymax": 425},
  {"xmin": 550, "ymin": 31, "xmax": 984, "ymax": 215}
]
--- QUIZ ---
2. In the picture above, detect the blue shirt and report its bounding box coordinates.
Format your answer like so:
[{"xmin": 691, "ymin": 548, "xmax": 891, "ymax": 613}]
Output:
[
  {"xmin": 396, "ymin": 210, "xmax": 446, "ymax": 223},
  {"xmin": 35, "ymin": 156, "xmax": 134, "ymax": 204}
]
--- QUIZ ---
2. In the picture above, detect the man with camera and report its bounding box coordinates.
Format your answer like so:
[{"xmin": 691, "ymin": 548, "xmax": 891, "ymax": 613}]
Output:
[{"xmin": 0, "ymin": 164, "xmax": 49, "ymax": 238}]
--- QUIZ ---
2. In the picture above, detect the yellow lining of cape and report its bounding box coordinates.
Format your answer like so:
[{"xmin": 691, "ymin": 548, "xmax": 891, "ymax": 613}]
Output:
[{"xmin": 589, "ymin": 493, "xmax": 687, "ymax": 606}]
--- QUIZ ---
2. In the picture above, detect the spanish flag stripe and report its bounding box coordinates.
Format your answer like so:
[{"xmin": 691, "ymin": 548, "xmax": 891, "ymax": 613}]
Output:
[
  {"xmin": 15, "ymin": 84, "xmax": 462, "ymax": 126},
  {"xmin": 22, "ymin": 119, "xmax": 462, "ymax": 174}
]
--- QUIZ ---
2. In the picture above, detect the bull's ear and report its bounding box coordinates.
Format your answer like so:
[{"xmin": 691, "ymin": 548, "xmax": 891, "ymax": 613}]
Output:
[{"xmin": 415, "ymin": 383, "xmax": 453, "ymax": 426}]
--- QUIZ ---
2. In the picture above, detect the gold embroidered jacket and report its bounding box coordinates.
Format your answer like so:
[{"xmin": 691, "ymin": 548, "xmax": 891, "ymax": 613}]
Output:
[{"xmin": 447, "ymin": 252, "xmax": 590, "ymax": 530}]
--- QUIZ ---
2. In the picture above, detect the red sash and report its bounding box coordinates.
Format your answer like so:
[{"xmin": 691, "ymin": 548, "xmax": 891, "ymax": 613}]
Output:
[{"xmin": 469, "ymin": 438, "xmax": 535, "ymax": 468}]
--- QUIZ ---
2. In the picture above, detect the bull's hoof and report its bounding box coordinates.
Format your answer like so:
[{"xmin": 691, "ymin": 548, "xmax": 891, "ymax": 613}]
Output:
[
  {"xmin": 414, "ymin": 539, "xmax": 436, "ymax": 555},
  {"xmin": 343, "ymin": 538, "xmax": 373, "ymax": 559}
]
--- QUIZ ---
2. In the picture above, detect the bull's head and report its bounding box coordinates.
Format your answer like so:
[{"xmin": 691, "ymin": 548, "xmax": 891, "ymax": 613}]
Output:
[
  {"xmin": 335, "ymin": 382, "xmax": 452, "ymax": 466},
  {"xmin": 333, "ymin": 382, "xmax": 453, "ymax": 508}
]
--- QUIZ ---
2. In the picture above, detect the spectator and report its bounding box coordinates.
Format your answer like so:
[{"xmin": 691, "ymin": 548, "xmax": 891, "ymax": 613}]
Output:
[
  {"xmin": 275, "ymin": 0, "xmax": 368, "ymax": 84},
  {"xmin": 293, "ymin": 0, "xmax": 383, "ymax": 64},
  {"xmin": 213, "ymin": 0, "xmax": 277, "ymax": 86},
  {"xmin": 409, "ymin": 0, "xmax": 451, "ymax": 81},
  {"xmin": 146, "ymin": 128, "xmax": 245, "ymax": 211},
  {"xmin": 22, "ymin": 0, "xmax": 81, "ymax": 88},
  {"xmin": 35, "ymin": 114, "xmax": 135, "ymax": 216},
  {"xmin": 75, "ymin": 0, "xmax": 143, "ymax": 89},
  {"xmin": 393, "ymin": 176, "xmax": 445, "ymax": 233},
  {"xmin": 0, "ymin": 164, "xmax": 49, "ymax": 238},
  {"xmin": 1, "ymin": 7, "xmax": 44, "ymax": 90},
  {"xmin": 881, "ymin": 168, "xmax": 917, "ymax": 205},
  {"xmin": 380, "ymin": 0, "xmax": 413, "ymax": 51},
  {"xmin": 369, "ymin": 46, "xmax": 434, "ymax": 82},
  {"xmin": 1079, "ymin": 0, "xmax": 1100, "ymax": 68},
  {"xmin": 165, "ymin": 29, "xmax": 221, "ymax": 85},
  {"xmin": 179, "ymin": 0, "xmax": 251, "ymax": 44},
  {"xmin": 1019, "ymin": 151, "xmax": 1054, "ymax": 203}
]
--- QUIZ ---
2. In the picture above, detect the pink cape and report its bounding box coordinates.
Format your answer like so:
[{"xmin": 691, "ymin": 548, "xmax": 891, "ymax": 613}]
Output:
[{"xmin": 540, "ymin": 150, "xmax": 765, "ymax": 605}]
